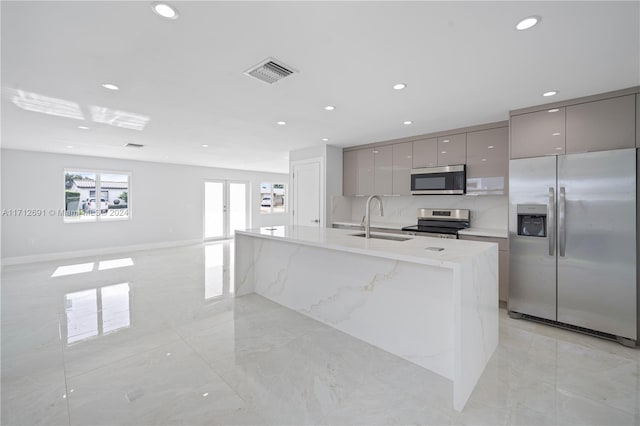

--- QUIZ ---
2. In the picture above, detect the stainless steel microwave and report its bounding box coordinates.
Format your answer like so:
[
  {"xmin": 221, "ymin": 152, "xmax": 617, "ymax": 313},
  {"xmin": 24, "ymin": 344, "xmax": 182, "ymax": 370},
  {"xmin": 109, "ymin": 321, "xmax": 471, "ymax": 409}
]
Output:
[{"xmin": 410, "ymin": 165, "xmax": 466, "ymax": 195}]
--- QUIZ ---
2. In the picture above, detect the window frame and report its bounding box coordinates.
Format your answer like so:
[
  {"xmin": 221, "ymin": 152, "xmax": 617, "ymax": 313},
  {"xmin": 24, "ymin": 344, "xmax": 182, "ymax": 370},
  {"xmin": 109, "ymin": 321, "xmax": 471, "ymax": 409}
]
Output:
[
  {"xmin": 63, "ymin": 168, "xmax": 132, "ymax": 224},
  {"xmin": 259, "ymin": 182, "xmax": 287, "ymax": 214}
]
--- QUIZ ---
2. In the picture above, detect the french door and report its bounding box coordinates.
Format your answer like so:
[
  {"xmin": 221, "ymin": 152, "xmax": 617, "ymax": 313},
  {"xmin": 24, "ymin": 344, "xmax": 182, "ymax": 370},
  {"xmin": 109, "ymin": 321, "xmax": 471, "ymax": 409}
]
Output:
[{"xmin": 204, "ymin": 180, "xmax": 249, "ymax": 240}]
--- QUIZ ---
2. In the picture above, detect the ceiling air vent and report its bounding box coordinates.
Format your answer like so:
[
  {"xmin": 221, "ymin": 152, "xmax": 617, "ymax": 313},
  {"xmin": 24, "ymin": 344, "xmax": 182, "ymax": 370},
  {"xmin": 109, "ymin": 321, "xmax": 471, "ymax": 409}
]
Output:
[
  {"xmin": 124, "ymin": 143, "xmax": 144, "ymax": 148},
  {"xmin": 244, "ymin": 57, "xmax": 297, "ymax": 84}
]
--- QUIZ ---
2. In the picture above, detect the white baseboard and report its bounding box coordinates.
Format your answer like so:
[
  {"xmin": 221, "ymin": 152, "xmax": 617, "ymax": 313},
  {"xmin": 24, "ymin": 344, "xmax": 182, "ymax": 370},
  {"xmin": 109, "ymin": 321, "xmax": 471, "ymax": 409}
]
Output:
[{"xmin": 1, "ymin": 239, "xmax": 203, "ymax": 266}]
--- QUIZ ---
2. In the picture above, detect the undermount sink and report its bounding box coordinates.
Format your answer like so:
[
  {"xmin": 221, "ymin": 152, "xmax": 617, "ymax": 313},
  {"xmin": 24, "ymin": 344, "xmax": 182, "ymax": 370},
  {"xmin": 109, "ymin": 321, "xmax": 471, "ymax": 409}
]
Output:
[{"xmin": 350, "ymin": 232, "xmax": 412, "ymax": 242}]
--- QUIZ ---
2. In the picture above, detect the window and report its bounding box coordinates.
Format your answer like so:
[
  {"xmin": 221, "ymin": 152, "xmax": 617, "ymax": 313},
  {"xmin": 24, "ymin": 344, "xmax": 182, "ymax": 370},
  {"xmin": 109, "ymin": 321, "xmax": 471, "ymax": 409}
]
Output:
[
  {"xmin": 64, "ymin": 170, "xmax": 130, "ymax": 222},
  {"xmin": 259, "ymin": 182, "xmax": 286, "ymax": 213}
]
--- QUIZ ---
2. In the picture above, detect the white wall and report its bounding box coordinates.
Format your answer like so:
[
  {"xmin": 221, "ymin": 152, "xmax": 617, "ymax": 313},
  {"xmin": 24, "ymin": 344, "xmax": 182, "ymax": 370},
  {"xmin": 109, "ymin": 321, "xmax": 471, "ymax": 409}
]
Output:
[
  {"xmin": 333, "ymin": 195, "xmax": 508, "ymax": 230},
  {"xmin": 1, "ymin": 149, "xmax": 289, "ymax": 261}
]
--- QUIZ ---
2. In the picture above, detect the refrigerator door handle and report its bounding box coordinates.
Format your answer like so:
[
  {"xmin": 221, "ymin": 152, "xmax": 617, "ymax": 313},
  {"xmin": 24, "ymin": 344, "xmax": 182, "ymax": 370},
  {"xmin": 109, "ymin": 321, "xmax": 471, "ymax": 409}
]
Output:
[
  {"xmin": 548, "ymin": 187, "xmax": 555, "ymax": 256},
  {"xmin": 559, "ymin": 186, "xmax": 566, "ymax": 257}
]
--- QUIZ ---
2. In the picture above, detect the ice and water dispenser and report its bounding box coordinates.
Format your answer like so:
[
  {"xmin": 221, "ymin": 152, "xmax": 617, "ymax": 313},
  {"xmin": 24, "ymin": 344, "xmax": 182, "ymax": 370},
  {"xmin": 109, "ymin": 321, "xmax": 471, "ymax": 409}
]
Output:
[{"xmin": 516, "ymin": 204, "xmax": 547, "ymax": 237}]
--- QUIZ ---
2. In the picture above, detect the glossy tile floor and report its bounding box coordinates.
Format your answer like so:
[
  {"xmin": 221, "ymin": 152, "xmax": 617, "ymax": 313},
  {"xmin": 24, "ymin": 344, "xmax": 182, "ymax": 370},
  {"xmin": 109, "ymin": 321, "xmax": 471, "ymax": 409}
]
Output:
[{"xmin": 2, "ymin": 240, "xmax": 640, "ymax": 425}]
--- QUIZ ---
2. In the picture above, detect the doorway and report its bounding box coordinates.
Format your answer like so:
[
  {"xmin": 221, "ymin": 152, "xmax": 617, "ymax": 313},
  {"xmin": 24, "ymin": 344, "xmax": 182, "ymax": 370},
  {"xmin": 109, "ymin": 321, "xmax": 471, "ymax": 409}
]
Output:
[
  {"xmin": 204, "ymin": 180, "xmax": 249, "ymax": 240},
  {"xmin": 291, "ymin": 159, "xmax": 323, "ymax": 227}
]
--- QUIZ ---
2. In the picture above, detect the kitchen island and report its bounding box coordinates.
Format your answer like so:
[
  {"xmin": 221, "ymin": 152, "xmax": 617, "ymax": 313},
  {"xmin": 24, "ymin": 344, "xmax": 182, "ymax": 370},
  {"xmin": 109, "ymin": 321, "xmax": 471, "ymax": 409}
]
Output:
[{"xmin": 234, "ymin": 226, "xmax": 498, "ymax": 411}]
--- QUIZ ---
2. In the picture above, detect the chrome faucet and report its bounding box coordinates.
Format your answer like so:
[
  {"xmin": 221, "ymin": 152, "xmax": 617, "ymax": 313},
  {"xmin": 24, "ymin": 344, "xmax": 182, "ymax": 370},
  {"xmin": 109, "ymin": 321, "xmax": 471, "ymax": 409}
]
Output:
[{"xmin": 362, "ymin": 195, "xmax": 384, "ymax": 238}]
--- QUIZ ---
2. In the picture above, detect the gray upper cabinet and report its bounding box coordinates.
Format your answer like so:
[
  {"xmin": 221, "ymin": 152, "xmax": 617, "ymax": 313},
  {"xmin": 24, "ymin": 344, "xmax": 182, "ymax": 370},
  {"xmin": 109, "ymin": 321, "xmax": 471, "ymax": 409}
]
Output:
[
  {"xmin": 412, "ymin": 138, "xmax": 437, "ymax": 168},
  {"xmin": 566, "ymin": 95, "xmax": 636, "ymax": 154},
  {"xmin": 437, "ymin": 133, "xmax": 466, "ymax": 166},
  {"xmin": 466, "ymin": 127, "xmax": 509, "ymax": 195},
  {"xmin": 392, "ymin": 142, "xmax": 413, "ymax": 195},
  {"xmin": 510, "ymin": 108, "xmax": 566, "ymax": 159},
  {"xmin": 636, "ymin": 94, "xmax": 640, "ymax": 148},
  {"xmin": 343, "ymin": 150, "xmax": 358, "ymax": 196},
  {"xmin": 373, "ymin": 145, "xmax": 393, "ymax": 195},
  {"xmin": 356, "ymin": 149, "xmax": 374, "ymax": 196}
]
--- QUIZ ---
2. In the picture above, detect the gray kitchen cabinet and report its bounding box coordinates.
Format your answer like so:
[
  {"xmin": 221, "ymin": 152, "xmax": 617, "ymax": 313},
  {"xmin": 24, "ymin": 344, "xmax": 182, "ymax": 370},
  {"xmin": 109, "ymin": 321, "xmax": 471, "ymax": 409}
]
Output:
[
  {"xmin": 356, "ymin": 149, "xmax": 374, "ymax": 196},
  {"xmin": 437, "ymin": 133, "xmax": 466, "ymax": 166},
  {"xmin": 343, "ymin": 150, "xmax": 358, "ymax": 196},
  {"xmin": 458, "ymin": 234, "xmax": 509, "ymax": 302},
  {"xmin": 637, "ymin": 94, "xmax": 640, "ymax": 148},
  {"xmin": 466, "ymin": 127, "xmax": 509, "ymax": 195},
  {"xmin": 373, "ymin": 145, "xmax": 393, "ymax": 195},
  {"xmin": 510, "ymin": 108, "xmax": 566, "ymax": 158},
  {"xmin": 392, "ymin": 142, "xmax": 413, "ymax": 195},
  {"xmin": 412, "ymin": 138, "xmax": 438, "ymax": 168},
  {"xmin": 566, "ymin": 95, "xmax": 636, "ymax": 154}
]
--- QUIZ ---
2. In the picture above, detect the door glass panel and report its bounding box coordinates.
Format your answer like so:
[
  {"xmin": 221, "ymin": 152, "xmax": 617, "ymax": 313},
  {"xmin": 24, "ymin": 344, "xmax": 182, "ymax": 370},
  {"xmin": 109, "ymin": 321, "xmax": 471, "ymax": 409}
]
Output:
[
  {"xmin": 204, "ymin": 181, "xmax": 224, "ymax": 239},
  {"xmin": 229, "ymin": 183, "xmax": 247, "ymax": 236}
]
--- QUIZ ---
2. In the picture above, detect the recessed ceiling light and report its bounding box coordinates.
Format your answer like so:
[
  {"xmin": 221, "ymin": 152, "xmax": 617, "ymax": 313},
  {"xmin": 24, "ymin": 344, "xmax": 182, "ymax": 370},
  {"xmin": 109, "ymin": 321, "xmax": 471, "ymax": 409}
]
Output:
[
  {"xmin": 441, "ymin": 151, "xmax": 447, "ymax": 154},
  {"xmin": 66, "ymin": 145, "xmax": 73, "ymax": 149},
  {"xmin": 393, "ymin": 83, "xmax": 406, "ymax": 90},
  {"xmin": 78, "ymin": 126, "xmax": 89, "ymax": 130},
  {"xmin": 322, "ymin": 138, "xmax": 329, "ymax": 142},
  {"xmin": 403, "ymin": 120, "xmax": 413, "ymax": 125},
  {"xmin": 516, "ymin": 15, "xmax": 541, "ymax": 31},
  {"xmin": 481, "ymin": 158, "xmax": 487, "ymax": 162},
  {"xmin": 101, "ymin": 83, "xmax": 119, "ymax": 91},
  {"xmin": 552, "ymin": 132, "xmax": 561, "ymax": 136},
  {"xmin": 542, "ymin": 90, "xmax": 558, "ymax": 97},
  {"xmin": 277, "ymin": 121, "xmax": 286, "ymax": 125},
  {"xmin": 548, "ymin": 108, "xmax": 559, "ymax": 113},
  {"xmin": 442, "ymin": 139, "xmax": 450, "ymax": 143},
  {"xmin": 201, "ymin": 144, "xmax": 209, "ymax": 147},
  {"xmin": 488, "ymin": 145, "xmax": 494, "ymax": 149},
  {"xmin": 151, "ymin": 2, "xmax": 179, "ymax": 19},
  {"xmin": 555, "ymin": 147, "xmax": 563, "ymax": 150},
  {"xmin": 324, "ymin": 106, "xmax": 335, "ymax": 111}
]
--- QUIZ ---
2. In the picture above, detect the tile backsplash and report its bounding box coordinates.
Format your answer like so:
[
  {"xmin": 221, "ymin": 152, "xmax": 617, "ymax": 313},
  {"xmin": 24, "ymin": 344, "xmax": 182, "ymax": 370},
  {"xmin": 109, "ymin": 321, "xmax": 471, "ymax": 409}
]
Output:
[{"xmin": 332, "ymin": 195, "xmax": 508, "ymax": 230}]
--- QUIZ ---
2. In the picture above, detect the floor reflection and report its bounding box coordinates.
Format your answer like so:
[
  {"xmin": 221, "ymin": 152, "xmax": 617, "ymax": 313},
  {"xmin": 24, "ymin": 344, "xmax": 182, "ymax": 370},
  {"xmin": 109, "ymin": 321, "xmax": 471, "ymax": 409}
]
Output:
[
  {"xmin": 204, "ymin": 240, "xmax": 234, "ymax": 300},
  {"xmin": 63, "ymin": 283, "xmax": 131, "ymax": 345}
]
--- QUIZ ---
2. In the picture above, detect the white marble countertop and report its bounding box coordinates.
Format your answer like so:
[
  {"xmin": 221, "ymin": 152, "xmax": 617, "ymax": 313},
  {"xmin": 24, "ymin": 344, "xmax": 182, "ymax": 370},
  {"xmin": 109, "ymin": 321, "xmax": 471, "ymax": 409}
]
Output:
[
  {"xmin": 332, "ymin": 221, "xmax": 409, "ymax": 230},
  {"xmin": 236, "ymin": 225, "xmax": 496, "ymax": 269},
  {"xmin": 333, "ymin": 221, "xmax": 508, "ymax": 239},
  {"xmin": 458, "ymin": 227, "xmax": 508, "ymax": 239}
]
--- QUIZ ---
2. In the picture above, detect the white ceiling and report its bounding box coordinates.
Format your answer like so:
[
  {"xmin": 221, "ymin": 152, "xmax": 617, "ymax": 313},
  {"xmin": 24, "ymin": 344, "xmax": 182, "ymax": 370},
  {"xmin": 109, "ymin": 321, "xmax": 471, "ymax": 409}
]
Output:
[{"xmin": 2, "ymin": 1, "xmax": 639, "ymax": 174}]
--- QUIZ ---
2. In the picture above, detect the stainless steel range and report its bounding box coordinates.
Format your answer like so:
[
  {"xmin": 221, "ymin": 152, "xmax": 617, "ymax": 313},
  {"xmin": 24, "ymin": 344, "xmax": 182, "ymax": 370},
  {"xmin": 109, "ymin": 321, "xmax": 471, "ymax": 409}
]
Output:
[{"xmin": 401, "ymin": 208, "xmax": 470, "ymax": 239}]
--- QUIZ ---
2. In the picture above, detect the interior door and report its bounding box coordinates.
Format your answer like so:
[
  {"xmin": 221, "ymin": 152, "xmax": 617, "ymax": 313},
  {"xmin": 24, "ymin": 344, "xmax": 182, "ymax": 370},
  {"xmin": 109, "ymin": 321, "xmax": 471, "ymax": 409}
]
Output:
[
  {"xmin": 292, "ymin": 160, "xmax": 321, "ymax": 227},
  {"xmin": 204, "ymin": 180, "xmax": 248, "ymax": 240},
  {"xmin": 557, "ymin": 149, "xmax": 636, "ymax": 339},
  {"xmin": 508, "ymin": 156, "xmax": 557, "ymax": 321}
]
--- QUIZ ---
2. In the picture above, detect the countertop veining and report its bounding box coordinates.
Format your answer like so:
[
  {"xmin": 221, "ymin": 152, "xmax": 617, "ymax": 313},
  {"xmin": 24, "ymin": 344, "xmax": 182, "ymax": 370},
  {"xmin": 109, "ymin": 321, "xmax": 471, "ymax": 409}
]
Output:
[{"xmin": 237, "ymin": 226, "xmax": 496, "ymax": 269}]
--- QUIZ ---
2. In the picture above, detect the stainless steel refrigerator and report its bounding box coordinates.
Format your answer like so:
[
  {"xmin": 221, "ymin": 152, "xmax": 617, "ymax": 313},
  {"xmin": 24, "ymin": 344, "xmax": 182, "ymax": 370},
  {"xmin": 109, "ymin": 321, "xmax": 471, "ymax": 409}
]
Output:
[{"xmin": 508, "ymin": 148, "xmax": 637, "ymax": 345}]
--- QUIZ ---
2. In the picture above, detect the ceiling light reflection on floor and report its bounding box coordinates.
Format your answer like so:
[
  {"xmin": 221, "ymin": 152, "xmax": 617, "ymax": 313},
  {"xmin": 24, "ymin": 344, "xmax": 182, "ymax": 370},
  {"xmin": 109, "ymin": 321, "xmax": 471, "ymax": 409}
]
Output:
[
  {"xmin": 51, "ymin": 262, "xmax": 95, "ymax": 277},
  {"xmin": 90, "ymin": 106, "xmax": 150, "ymax": 131},
  {"xmin": 98, "ymin": 257, "xmax": 134, "ymax": 271},
  {"xmin": 8, "ymin": 89, "xmax": 85, "ymax": 120}
]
